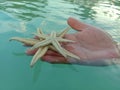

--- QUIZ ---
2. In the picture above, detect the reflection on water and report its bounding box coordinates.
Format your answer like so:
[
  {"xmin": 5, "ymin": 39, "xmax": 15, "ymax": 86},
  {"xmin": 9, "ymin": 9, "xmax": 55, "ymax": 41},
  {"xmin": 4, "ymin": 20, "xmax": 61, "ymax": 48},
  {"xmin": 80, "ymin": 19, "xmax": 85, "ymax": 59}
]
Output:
[
  {"xmin": 64, "ymin": 0, "xmax": 120, "ymax": 41},
  {"xmin": 1, "ymin": 0, "xmax": 120, "ymax": 40},
  {"xmin": 0, "ymin": 0, "xmax": 120, "ymax": 20},
  {"xmin": 0, "ymin": 0, "xmax": 120, "ymax": 50},
  {"xmin": 0, "ymin": 0, "xmax": 120, "ymax": 22},
  {"xmin": 0, "ymin": 0, "xmax": 48, "ymax": 21}
]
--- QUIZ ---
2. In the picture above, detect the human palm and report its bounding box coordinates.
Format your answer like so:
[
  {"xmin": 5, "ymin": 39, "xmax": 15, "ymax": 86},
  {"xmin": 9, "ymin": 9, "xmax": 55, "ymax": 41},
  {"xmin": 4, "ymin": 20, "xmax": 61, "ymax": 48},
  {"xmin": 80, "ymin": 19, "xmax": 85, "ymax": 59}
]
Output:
[
  {"xmin": 63, "ymin": 28, "xmax": 117, "ymax": 60},
  {"xmin": 26, "ymin": 17, "xmax": 119, "ymax": 64}
]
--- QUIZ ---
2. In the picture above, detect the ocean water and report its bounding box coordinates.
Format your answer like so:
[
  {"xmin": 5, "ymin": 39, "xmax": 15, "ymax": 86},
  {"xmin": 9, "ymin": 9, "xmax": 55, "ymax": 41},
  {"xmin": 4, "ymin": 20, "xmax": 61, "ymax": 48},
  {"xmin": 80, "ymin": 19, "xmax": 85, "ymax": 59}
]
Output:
[{"xmin": 0, "ymin": 0, "xmax": 120, "ymax": 90}]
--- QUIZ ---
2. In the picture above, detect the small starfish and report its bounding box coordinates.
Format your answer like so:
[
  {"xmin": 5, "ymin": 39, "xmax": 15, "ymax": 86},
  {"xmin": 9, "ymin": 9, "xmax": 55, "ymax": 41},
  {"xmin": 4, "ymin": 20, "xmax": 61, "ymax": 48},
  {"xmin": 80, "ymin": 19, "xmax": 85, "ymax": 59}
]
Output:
[{"xmin": 10, "ymin": 27, "xmax": 80, "ymax": 67}]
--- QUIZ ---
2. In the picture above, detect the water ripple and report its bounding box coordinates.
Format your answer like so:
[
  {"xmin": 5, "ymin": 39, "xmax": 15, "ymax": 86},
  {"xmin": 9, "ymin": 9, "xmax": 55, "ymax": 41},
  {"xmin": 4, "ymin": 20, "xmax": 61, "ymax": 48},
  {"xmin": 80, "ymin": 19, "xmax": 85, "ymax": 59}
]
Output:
[
  {"xmin": 0, "ymin": 0, "xmax": 48, "ymax": 21},
  {"xmin": 0, "ymin": 0, "xmax": 120, "ymax": 40}
]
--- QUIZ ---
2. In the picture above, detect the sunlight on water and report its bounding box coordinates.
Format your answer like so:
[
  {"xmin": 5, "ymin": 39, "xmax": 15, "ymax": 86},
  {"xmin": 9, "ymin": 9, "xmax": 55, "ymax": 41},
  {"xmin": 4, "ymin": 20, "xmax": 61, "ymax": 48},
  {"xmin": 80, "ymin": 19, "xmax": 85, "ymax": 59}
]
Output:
[{"xmin": 0, "ymin": 0, "xmax": 120, "ymax": 35}]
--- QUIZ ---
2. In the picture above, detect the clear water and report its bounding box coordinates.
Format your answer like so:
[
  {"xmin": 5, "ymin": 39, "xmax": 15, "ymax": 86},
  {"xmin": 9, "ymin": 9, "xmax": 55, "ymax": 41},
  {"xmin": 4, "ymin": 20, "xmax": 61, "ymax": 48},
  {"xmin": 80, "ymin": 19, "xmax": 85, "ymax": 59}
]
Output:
[{"xmin": 0, "ymin": 0, "xmax": 120, "ymax": 90}]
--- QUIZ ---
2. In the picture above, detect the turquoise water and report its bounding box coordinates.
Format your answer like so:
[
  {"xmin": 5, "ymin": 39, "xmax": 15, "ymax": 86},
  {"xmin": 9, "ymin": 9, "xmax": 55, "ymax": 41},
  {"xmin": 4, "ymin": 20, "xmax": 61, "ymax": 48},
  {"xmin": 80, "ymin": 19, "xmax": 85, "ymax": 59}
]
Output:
[{"xmin": 0, "ymin": 0, "xmax": 120, "ymax": 90}]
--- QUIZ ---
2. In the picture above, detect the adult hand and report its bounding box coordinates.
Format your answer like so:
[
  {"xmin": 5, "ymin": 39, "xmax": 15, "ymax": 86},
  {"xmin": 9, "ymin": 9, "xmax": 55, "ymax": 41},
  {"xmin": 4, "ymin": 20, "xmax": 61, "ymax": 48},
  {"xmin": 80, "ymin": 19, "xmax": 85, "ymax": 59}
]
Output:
[{"xmin": 26, "ymin": 17, "xmax": 120, "ymax": 65}]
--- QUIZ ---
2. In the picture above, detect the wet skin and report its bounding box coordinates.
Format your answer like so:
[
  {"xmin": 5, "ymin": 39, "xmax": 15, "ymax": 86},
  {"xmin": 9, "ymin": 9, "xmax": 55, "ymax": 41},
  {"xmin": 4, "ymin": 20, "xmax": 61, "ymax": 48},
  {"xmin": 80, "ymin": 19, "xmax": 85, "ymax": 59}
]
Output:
[{"xmin": 26, "ymin": 17, "xmax": 120, "ymax": 66}]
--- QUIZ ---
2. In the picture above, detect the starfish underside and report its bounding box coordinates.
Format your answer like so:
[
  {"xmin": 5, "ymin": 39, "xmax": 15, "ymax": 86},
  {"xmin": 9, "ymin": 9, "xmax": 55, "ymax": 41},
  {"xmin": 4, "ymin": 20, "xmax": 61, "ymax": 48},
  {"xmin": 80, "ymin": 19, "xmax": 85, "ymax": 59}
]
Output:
[{"xmin": 10, "ymin": 27, "xmax": 80, "ymax": 67}]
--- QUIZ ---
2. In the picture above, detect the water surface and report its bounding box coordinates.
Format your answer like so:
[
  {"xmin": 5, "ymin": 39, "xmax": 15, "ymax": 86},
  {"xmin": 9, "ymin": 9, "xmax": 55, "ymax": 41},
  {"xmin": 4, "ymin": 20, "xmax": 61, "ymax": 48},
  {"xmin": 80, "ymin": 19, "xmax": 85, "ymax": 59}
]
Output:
[{"xmin": 0, "ymin": 0, "xmax": 120, "ymax": 90}]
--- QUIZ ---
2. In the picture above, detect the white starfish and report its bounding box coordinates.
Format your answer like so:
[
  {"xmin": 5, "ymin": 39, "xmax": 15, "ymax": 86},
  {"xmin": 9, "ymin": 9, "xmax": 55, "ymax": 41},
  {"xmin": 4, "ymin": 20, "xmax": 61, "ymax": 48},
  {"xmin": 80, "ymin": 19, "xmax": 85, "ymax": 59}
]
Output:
[{"xmin": 10, "ymin": 27, "xmax": 80, "ymax": 67}]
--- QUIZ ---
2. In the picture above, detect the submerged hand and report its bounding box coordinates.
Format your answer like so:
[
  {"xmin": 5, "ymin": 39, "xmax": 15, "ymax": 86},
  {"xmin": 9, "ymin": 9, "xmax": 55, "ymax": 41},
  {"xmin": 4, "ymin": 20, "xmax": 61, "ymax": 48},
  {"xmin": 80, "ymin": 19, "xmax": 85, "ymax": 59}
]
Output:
[{"xmin": 26, "ymin": 17, "xmax": 120, "ymax": 65}]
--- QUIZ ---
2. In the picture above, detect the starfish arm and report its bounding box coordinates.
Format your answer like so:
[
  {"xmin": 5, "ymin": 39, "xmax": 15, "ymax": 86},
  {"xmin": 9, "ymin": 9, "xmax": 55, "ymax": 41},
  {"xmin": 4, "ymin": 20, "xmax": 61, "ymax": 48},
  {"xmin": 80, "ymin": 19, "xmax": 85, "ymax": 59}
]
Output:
[
  {"xmin": 31, "ymin": 38, "xmax": 51, "ymax": 50},
  {"xmin": 37, "ymin": 28, "xmax": 43, "ymax": 34},
  {"xmin": 50, "ymin": 31, "xmax": 56, "ymax": 38},
  {"xmin": 32, "ymin": 28, "xmax": 48, "ymax": 40},
  {"xmin": 56, "ymin": 38, "xmax": 75, "ymax": 42},
  {"xmin": 62, "ymin": 48, "xmax": 80, "ymax": 60},
  {"xmin": 58, "ymin": 26, "xmax": 71, "ymax": 37},
  {"xmin": 49, "ymin": 45, "xmax": 57, "ymax": 51},
  {"xmin": 33, "ymin": 33, "xmax": 47, "ymax": 39},
  {"xmin": 37, "ymin": 28, "xmax": 48, "ymax": 38},
  {"xmin": 9, "ymin": 37, "xmax": 39, "ymax": 45},
  {"xmin": 30, "ymin": 48, "xmax": 42, "ymax": 67},
  {"xmin": 30, "ymin": 46, "xmax": 49, "ymax": 67},
  {"xmin": 49, "ymin": 44, "xmax": 80, "ymax": 60},
  {"xmin": 52, "ymin": 39, "xmax": 67, "ymax": 58}
]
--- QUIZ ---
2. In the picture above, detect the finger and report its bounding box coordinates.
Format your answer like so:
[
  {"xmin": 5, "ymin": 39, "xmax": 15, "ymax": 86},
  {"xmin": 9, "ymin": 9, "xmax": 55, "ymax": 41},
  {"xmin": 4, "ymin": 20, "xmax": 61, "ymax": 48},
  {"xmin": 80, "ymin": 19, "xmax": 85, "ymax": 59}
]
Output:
[
  {"xmin": 42, "ymin": 55, "xmax": 68, "ymax": 63},
  {"xmin": 67, "ymin": 17, "xmax": 100, "ymax": 31},
  {"xmin": 63, "ymin": 34, "xmax": 77, "ymax": 41},
  {"xmin": 45, "ymin": 50, "xmax": 62, "ymax": 56},
  {"xmin": 26, "ymin": 48, "xmax": 38, "ymax": 55}
]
